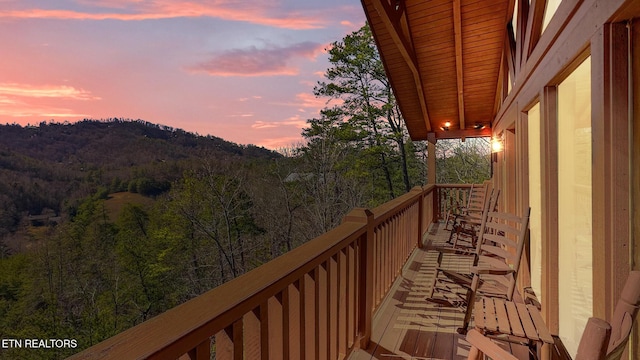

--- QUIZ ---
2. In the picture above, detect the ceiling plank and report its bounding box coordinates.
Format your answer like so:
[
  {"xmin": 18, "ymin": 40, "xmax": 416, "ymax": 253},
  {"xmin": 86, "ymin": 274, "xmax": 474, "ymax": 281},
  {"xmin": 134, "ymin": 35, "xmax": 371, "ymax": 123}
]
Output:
[
  {"xmin": 370, "ymin": 0, "xmax": 431, "ymax": 131},
  {"xmin": 453, "ymin": 0, "xmax": 466, "ymax": 130}
]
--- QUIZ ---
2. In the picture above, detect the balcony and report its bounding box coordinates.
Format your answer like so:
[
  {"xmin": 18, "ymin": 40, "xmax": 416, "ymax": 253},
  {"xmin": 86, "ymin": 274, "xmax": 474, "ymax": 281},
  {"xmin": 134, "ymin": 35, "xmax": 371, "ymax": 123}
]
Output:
[{"xmin": 70, "ymin": 184, "xmax": 532, "ymax": 360}]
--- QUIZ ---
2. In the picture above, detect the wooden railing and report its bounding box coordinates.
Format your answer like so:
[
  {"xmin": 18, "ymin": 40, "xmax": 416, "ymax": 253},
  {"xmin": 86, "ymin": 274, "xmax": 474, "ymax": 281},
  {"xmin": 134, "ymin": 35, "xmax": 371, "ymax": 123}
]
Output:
[{"xmin": 69, "ymin": 184, "xmax": 473, "ymax": 360}]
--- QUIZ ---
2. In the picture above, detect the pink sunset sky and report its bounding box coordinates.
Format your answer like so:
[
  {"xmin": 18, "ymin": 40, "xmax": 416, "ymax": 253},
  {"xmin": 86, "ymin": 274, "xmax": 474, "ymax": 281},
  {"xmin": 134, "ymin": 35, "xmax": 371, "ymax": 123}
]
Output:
[{"xmin": 0, "ymin": 0, "xmax": 366, "ymax": 149}]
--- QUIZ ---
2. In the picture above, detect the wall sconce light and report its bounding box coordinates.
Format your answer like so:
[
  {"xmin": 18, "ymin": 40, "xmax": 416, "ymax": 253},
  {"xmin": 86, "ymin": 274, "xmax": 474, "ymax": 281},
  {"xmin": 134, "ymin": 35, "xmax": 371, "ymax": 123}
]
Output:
[
  {"xmin": 441, "ymin": 121, "xmax": 451, "ymax": 131},
  {"xmin": 491, "ymin": 135, "xmax": 504, "ymax": 153}
]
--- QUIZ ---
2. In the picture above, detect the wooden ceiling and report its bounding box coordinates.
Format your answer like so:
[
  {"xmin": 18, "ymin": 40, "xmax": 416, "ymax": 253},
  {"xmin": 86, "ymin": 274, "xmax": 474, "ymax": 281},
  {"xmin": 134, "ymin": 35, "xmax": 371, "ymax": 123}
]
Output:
[{"xmin": 361, "ymin": 0, "xmax": 512, "ymax": 141}]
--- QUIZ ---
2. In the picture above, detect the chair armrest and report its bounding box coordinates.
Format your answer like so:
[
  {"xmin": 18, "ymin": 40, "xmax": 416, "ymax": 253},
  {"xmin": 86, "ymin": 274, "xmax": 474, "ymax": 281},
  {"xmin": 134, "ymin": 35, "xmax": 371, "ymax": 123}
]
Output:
[
  {"xmin": 523, "ymin": 287, "xmax": 542, "ymax": 310},
  {"xmin": 469, "ymin": 266, "xmax": 515, "ymax": 276},
  {"xmin": 466, "ymin": 329, "xmax": 519, "ymax": 360},
  {"xmin": 432, "ymin": 246, "xmax": 476, "ymax": 256}
]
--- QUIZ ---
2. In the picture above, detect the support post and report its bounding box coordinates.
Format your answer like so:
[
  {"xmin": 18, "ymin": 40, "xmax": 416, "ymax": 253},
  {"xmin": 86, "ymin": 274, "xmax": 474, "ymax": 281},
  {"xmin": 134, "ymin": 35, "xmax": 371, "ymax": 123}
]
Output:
[
  {"xmin": 415, "ymin": 187, "xmax": 424, "ymax": 248},
  {"xmin": 427, "ymin": 133, "xmax": 437, "ymax": 185}
]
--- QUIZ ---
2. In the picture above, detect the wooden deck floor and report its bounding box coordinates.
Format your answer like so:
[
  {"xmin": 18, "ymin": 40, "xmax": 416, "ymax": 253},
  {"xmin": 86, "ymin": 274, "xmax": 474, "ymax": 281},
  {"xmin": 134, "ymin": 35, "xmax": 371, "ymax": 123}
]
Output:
[{"xmin": 348, "ymin": 222, "xmax": 527, "ymax": 360}]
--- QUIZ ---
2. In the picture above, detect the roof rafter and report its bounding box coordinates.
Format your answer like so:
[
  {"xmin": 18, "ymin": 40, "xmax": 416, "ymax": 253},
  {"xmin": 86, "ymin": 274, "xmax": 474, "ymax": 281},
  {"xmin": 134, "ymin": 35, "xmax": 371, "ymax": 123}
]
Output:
[
  {"xmin": 370, "ymin": 0, "xmax": 431, "ymax": 131},
  {"xmin": 434, "ymin": 127, "xmax": 492, "ymax": 140}
]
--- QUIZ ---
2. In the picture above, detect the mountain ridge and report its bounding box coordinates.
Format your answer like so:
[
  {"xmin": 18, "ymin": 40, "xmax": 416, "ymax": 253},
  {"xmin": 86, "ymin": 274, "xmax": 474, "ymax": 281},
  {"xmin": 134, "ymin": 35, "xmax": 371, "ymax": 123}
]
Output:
[{"xmin": 0, "ymin": 118, "xmax": 281, "ymax": 237}]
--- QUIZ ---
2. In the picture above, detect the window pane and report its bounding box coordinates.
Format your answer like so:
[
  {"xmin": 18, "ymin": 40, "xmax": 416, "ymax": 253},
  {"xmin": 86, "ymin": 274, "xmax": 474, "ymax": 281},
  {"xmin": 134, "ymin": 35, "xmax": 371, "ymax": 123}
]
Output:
[
  {"xmin": 557, "ymin": 56, "xmax": 592, "ymax": 357},
  {"xmin": 527, "ymin": 103, "xmax": 542, "ymax": 301}
]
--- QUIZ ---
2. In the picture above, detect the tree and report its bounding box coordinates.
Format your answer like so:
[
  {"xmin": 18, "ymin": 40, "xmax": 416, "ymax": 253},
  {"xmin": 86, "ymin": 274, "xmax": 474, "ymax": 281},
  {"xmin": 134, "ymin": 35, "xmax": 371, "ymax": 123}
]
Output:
[
  {"xmin": 435, "ymin": 138, "xmax": 491, "ymax": 183},
  {"xmin": 300, "ymin": 113, "xmax": 370, "ymax": 234},
  {"xmin": 166, "ymin": 158, "xmax": 261, "ymax": 283},
  {"xmin": 314, "ymin": 24, "xmax": 414, "ymax": 200}
]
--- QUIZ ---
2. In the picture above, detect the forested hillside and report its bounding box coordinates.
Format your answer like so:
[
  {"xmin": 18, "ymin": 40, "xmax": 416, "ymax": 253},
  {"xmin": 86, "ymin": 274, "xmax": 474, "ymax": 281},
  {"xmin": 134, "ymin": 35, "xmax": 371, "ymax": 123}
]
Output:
[{"xmin": 0, "ymin": 119, "xmax": 277, "ymax": 243}]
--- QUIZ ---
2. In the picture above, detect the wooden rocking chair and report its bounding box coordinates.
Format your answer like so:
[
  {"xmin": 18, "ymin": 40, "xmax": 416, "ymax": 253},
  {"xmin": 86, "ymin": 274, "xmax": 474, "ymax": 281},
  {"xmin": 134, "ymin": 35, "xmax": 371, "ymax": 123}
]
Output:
[
  {"xmin": 450, "ymin": 189, "xmax": 500, "ymax": 250},
  {"xmin": 443, "ymin": 184, "xmax": 475, "ymax": 231},
  {"xmin": 427, "ymin": 207, "xmax": 531, "ymax": 334},
  {"xmin": 466, "ymin": 270, "xmax": 640, "ymax": 360},
  {"xmin": 429, "ymin": 189, "xmax": 500, "ymax": 263},
  {"xmin": 443, "ymin": 181, "xmax": 490, "ymax": 234}
]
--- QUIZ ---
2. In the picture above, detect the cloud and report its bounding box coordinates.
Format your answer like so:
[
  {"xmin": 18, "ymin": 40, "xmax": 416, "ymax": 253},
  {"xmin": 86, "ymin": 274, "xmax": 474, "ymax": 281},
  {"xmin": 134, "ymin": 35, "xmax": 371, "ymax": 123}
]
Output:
[
  {"xmin": 0, "ymin": 1, "xmax": 333, "ymax": 30},
  {"xmin": 188, "ymin": 42, "xmax": 325, "ymax": 77},
  {"xmin": 0, "ymin": 83, "xmax": 100, "ymax": 100},
  {"xmin": 0, "ymin": 95, "xmax": 88, "ymax": 118},
  {"xmin": 293, "ymin": 92, "xmax": 330, "ymax": 110},
  {"xmin": 270, "ymin": 92, "xmax": 341, "ymax": 112},
  {"xmin": 0, "ymin": 83, "xmax": 98, "ymax": 119},
  {"xmin": 251, "ymin": 116, "xmax": 307, "ymax": 130},
  {"xmin": 238, "ymin": 96, "xmax": 262, "ymax": 102}
]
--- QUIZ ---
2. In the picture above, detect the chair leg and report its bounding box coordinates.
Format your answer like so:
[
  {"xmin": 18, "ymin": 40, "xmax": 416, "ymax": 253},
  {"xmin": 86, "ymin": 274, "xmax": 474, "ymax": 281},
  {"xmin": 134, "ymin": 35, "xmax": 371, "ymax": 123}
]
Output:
[
  {"xmin": 426, "ymin": 268, "xmax": 459, "ymax": 307},
  {"xmin": 447, "ymin": 223, "xmax": 457, "ymax": 244},
  {"xmin": 444, "ymin": 210, "xmax": 452, "ymax": 231},
  {"xmin": 458, "ymin": 275, "xmax": 480, "ymax": 334}
]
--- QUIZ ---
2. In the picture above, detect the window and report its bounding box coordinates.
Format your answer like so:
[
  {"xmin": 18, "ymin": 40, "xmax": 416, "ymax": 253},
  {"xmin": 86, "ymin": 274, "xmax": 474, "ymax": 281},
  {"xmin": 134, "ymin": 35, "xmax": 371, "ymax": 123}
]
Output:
[
  {"xmin": 527, "ymin": 103, "xmax": 542, "ymax": 301},
  {"xmin": 557, "ymin": 56, "xmax": 592, "ymax": 357}
]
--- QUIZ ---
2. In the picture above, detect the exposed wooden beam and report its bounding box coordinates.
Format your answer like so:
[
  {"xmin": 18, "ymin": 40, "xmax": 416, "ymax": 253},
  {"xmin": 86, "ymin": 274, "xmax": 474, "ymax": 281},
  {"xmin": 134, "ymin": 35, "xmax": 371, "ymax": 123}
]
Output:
[
  {"xmin": 433, "ymin": 127, "xmax": 492, "ymax": 140},
  {"xmin": 493, "ymin": 53, "xmax": 506, "ymax": 118},
  {"xmin": 505, "ymin": 23, "xmax": 517, "ymax": 88},
  {"xmin": 370, "ymin": 0, "xmax": 431, "ymax": 132},
  {"xmin": 522, "ymin": 0, "xmax": 546, "ymax": 63},
  {"xmin": 453, "ymin": 0, "xmax": 466, "ymax": 130},
  {"xmin": 515, "ymin": 0, "xmax": 530, "ymax": 74},
  {"xmin": 427, "ymin": 132, "xmax": 436, "ymax": 184}
]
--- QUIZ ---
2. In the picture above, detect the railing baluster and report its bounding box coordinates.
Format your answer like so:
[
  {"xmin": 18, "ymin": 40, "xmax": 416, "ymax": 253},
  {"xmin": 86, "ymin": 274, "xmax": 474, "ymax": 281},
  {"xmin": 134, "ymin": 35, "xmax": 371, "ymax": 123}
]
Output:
[
  {"xmin": 327, "ymin": 255, "xmax": 337, "ymax": 360},
  {"xmin": 216, "ymin": 320, "xmax": 243, "ymax": 360},
  {"xmin": 270, "ymin": 292, "xmax": 289, "ymax": 359},
  {"xmin": 338, "ymin": 248, "xmax": 347, "ymax": 358},
  {"xmin": 314, "ymin": 266, "xmax": 326, "ymax": 360},
  {"xmin": 215, "ymin": 328, "xmax": 232, "ymax": 360},
  {"xmin": 258, "ymin": 302, "xmax": 269, "ymax": 360},
  {"xmin": 299, "ymin": 276, "xmax": 307, "ymax": 360},
  {"xmin": 301, "ymin": 272, "xmax": 316, "ymax": 360},
  {"xmin": 288, "ymin": 282, "xmax": 301, "ymax": 359},
  {"xmin": 348, "ymin": 242, "xmax": 356, "ymax": 347},
  {"xmin": 376, "ymin": 226, "xmax": 383, "ymax": 305},
  {"xmin": 269, "ymin": 295, "xmax": 283, "ymax": 360},
  {"xmin": 244, "ymin": 309, "xmax": 261, "ymax": 360}
]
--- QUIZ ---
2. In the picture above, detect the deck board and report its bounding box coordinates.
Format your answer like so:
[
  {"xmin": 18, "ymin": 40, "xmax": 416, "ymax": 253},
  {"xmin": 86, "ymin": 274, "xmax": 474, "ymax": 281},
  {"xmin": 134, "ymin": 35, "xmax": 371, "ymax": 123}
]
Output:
[{"xmin": 348, "ymin": 222, "xmax": 530, "ymax": 360}]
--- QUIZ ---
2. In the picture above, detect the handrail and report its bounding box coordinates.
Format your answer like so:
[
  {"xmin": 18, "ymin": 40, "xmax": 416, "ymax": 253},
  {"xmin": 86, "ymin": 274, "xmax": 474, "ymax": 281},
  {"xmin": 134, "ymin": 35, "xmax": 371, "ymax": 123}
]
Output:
[{"xmin": 68, "ymin": 185, "xmax": 451, "ymax": 360}]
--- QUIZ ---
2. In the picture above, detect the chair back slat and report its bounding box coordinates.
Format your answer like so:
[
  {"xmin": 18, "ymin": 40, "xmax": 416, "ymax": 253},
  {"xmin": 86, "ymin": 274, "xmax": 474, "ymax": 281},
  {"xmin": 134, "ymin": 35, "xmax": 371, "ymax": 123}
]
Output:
[
  {"xmin": 480, "ymin": 245, "xmax": 516, "ymax": 263},
  {"xmin": 475, "ymin": 207, "xmax": 530, "ymax": 300}
]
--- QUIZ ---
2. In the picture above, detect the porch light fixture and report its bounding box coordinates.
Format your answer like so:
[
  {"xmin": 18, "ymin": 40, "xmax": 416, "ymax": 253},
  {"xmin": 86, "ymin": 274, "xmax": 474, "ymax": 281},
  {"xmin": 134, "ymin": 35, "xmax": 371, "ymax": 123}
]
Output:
[
  {"xmin": 441, "ymin": 121, "xmax": 451, "ymax": 131},
  {"xmin": 491, "ymin": 135, "xmax": 504, "ymax": 153}
]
